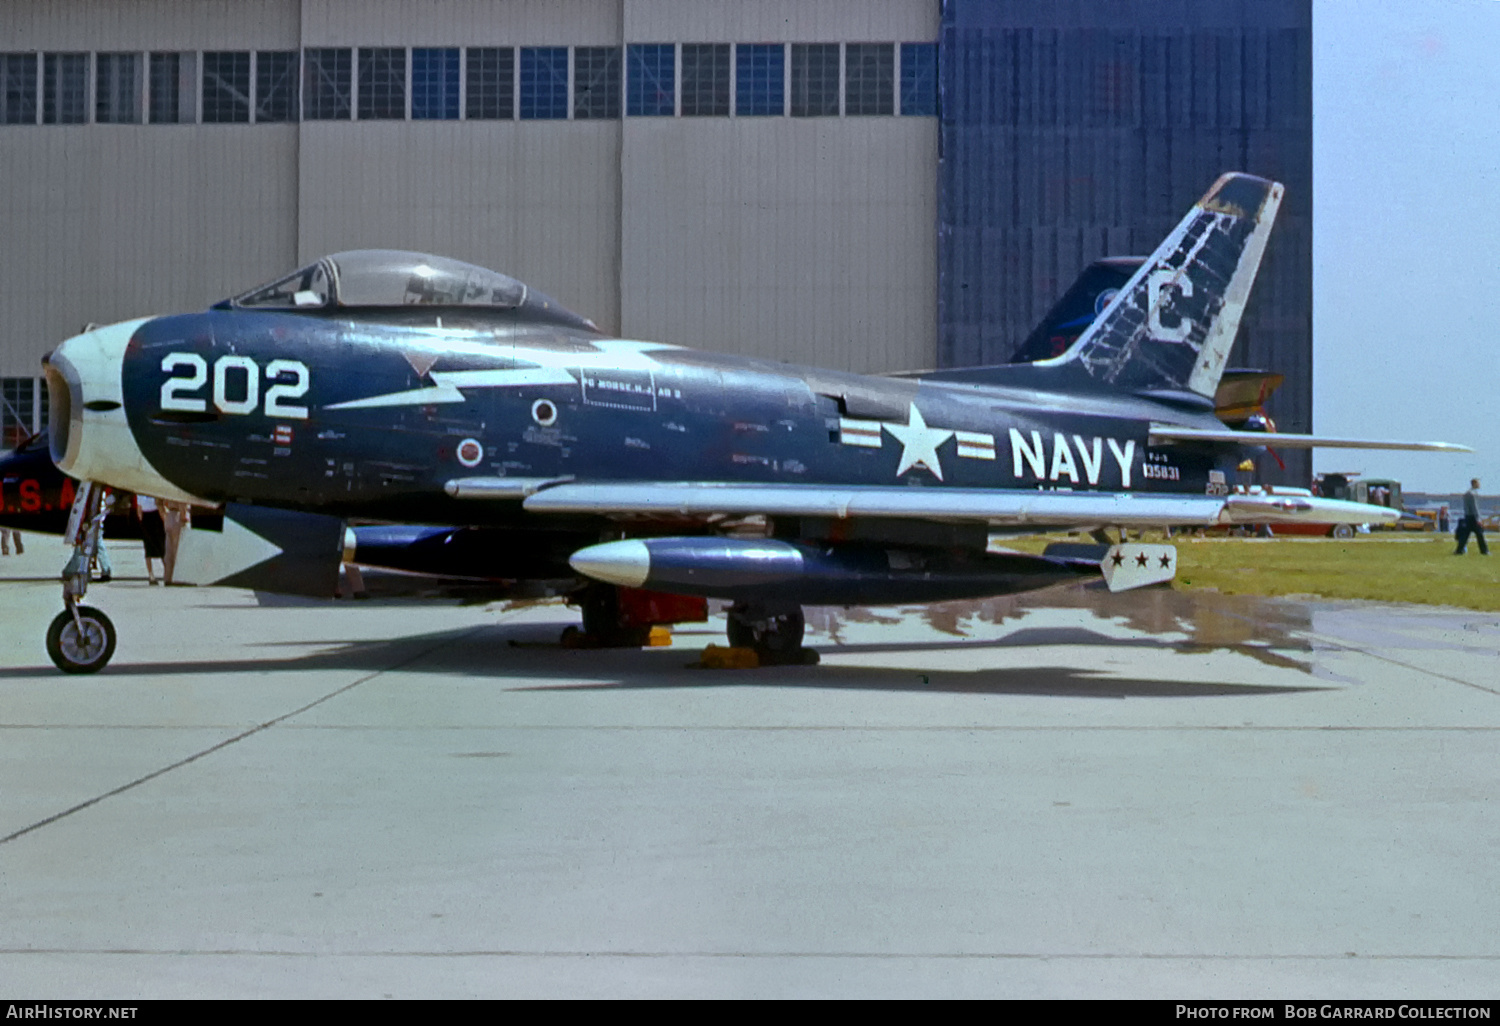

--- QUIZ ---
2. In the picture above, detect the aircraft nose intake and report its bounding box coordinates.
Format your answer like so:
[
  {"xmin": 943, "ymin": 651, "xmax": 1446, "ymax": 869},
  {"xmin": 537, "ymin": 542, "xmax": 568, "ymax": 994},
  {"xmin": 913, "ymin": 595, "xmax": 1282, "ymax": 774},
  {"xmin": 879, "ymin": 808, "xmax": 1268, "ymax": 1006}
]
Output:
[
  {"xmin": 41, "ymin": 318, "xmax": 164, "ymax": 485},
  {"xmin": 41, "ymin": 348, "xmax": 76, "ymax": 467}
]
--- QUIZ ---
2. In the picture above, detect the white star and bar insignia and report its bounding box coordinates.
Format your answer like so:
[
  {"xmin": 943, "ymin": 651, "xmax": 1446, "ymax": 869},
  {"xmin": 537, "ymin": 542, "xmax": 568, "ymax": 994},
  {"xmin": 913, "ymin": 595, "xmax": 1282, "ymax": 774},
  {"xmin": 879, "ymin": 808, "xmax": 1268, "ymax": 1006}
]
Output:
[
  {"xmin": 882, "ymin": 404, "xmax": 954, "ymax": 480},
  {"xmin": 837, "ymin": 403, "xmax": 997, "ymax": 481}
]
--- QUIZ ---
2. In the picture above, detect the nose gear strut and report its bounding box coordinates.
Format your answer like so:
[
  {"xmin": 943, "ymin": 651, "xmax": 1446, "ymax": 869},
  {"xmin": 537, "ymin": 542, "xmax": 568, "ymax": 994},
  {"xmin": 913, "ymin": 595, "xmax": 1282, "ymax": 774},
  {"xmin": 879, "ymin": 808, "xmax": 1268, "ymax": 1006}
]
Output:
[{"xmin": 46, "ymin": 481, "xmax": 118, "ymax": 674}]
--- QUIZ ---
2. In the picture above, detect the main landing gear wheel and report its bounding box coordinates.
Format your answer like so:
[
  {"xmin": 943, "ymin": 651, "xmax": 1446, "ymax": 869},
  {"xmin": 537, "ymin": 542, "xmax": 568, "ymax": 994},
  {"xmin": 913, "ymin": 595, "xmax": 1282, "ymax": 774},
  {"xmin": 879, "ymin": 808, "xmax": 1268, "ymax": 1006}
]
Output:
[
  {"xmin": 726, "ymin": 603, "xmax": 810, "ymax": 665},
  {"xmin": 46, "ymin": 605, "xmax": 117, "ymax": 674},
  {"xmin": 575, "ymin": 584, "xmax": 650, "ymax": 648}
]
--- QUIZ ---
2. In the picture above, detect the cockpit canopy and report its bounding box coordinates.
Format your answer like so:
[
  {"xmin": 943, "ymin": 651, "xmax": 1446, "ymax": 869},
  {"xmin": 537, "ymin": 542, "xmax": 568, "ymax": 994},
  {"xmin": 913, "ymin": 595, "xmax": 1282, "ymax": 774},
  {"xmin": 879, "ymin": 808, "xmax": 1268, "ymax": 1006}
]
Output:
[{"xmin": 222, "ymin": 250, "xmax": 597, "ymax": 330}]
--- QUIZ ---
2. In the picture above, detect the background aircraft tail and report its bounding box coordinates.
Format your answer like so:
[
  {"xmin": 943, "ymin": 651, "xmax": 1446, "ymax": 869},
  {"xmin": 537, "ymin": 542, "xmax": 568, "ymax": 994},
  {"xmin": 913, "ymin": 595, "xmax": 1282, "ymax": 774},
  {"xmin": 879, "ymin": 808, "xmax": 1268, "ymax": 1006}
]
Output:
[
  {"xmin": 1007, "ymin": 256, "xmax": 1144, "ymax": 364},
  {"xmin": 1060, "ymin": 172, "xmax": 1283, "ymax": 400}
]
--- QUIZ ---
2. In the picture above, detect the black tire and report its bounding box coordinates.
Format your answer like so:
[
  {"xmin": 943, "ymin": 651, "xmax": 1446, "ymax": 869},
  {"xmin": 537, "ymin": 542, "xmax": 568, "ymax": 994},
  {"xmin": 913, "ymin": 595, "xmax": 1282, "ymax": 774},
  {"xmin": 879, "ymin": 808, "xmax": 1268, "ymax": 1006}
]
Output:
[
  {"xmin": 727, "ymin": 604, "xmax": 805, "ymax": 662},
  {"xmin": 46, "ymin": 606, "xmax": 117, "ymax": 674},
  {"xmin": 1330, "ymin": 523, "xmax": 1355, "ymax": 540},
  {"xmin": 580, "ymin": 585, "xmax": 620, "ymax": 637},
  {"xmin": 579, "ymin": 586, "xmax": 649, "ymax": 648},
  {"xmin": 726, "ymin": 614, "xmax": 754, "ymax": 649}
]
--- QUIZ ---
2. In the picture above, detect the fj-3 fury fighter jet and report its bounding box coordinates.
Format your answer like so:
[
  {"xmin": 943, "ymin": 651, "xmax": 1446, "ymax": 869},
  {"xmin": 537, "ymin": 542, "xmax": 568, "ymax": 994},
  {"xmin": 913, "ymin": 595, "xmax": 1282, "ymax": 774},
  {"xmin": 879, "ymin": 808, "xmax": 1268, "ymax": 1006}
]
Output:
[{"xmin": 38, "ymin": 173, "xmax": 1466, "ymax": 672}]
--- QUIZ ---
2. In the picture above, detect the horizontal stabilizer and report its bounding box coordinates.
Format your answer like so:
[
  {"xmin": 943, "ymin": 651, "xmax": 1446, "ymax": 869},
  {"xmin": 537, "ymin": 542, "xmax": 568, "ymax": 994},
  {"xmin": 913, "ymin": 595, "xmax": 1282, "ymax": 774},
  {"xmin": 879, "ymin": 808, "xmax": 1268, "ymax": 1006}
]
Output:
[
  {"xmin": 1149, "ymin": 427, "xmax": 1472, "ymax": 452},
  {"xmin": 1214, "ymin": 369, "xmax": 1285, "ymax": 420}
]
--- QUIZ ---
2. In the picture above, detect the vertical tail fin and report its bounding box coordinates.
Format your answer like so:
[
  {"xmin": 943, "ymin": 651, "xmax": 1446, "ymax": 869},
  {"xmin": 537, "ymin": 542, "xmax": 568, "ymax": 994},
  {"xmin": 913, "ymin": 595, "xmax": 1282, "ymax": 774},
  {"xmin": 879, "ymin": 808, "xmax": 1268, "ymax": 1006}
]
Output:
[{"xmin": 1063, "ymin": 173, "xmax": 1284, "ymax": 399}]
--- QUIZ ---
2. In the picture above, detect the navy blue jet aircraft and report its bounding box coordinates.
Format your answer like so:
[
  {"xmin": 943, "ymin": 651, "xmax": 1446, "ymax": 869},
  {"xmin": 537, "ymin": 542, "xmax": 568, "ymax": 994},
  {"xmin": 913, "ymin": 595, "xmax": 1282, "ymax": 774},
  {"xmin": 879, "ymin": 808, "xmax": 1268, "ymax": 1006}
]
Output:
[
  {"xmin": 35, "ymin": 173, "xmax": 1468, "ymax": 672},
  {"xmin": 1, "ymin": 250, "xmax": 1164, "ymax": 606}
]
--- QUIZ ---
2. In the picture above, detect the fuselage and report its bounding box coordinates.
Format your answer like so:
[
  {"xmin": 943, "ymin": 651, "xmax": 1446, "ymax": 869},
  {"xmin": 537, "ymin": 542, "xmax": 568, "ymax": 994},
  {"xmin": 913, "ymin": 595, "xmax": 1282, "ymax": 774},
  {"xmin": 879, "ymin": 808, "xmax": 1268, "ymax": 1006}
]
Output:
[{"xmin": 44, "ymin": 308, "xmax": 1237, "ymax": 524}]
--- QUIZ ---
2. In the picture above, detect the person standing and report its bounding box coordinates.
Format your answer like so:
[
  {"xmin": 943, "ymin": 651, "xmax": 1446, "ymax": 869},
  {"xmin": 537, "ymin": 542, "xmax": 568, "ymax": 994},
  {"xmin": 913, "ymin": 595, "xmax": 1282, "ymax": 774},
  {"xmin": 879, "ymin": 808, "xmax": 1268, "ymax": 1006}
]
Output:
[
  {"xmin": 1454, "ymin": 478, "xmax": 1488, "ymax": 555},
  {"xmin": 160, "ymin": 500, "xmax": 189, "ymax": 584},
  {"xmin": 0, "ymin": 527, "xmax": 20, "ymax": 555},
  {"xmin": 136, "ymin": 494, "xmax": 167, "ymax": 583}
]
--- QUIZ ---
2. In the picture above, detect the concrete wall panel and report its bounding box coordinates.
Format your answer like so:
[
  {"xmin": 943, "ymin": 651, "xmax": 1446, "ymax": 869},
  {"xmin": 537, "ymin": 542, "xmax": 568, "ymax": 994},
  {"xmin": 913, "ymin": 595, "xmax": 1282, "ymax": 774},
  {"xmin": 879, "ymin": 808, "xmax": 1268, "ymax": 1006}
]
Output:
[
  {"xmin": 0, "ymin": 0, "xmax": 938, "ymax": 384},
  {"xmin": 295, "ymin": 121, "xmax": 623, "ymax": 333},
  {"xmin": 0, "ymin": 1, "xmax": 300, "ymax": 51},
  {"xmin": 624, "ymin": 0, "xmax": 938, "ymax": 42},
  {"xmin": 0, "ymin": 126, "xmax": 296, "ymax": 375},
  {"xmin": 300, "ymin": 0, "xmax": 622, "ymax": 47},
  {"xmin": 620, "ymin": 117, "xmax": 936, "ymax": 373}
]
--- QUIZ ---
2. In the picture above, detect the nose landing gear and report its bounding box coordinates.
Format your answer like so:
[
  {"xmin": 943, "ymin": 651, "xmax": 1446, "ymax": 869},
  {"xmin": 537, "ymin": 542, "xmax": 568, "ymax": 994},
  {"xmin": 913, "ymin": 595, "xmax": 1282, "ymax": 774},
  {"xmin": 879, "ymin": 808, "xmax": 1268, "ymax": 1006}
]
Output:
[
  {"xmin": 46, "ymin": 481, "xmax": 117, "ymax": 674},
  {"xmin": 46, "ymin": 604, "xmax": 116, "ymax": 674}
]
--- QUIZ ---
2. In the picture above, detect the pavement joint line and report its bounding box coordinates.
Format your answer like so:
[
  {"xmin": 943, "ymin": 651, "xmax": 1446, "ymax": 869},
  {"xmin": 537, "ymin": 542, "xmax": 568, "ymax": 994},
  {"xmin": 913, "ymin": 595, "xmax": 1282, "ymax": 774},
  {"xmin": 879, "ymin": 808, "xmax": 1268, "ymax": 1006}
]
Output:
[
  {"xmin": 1295, "ymin": 632, "xmax": 1500, "ymax": 698},
  {"xmin": 0, "ymin": 626, "xmax": 488, "ymax": 849},
  {"xmin": 4, "ymin": 724, "xmax": 1498, "ymax": 732},
  {"xmin": 0, "ymin": 948, "xmax": 1497, "ymax": 961},
  {"xmin": 1170, "ymin": 602, "xmax": 1500, "ymax": 698}
]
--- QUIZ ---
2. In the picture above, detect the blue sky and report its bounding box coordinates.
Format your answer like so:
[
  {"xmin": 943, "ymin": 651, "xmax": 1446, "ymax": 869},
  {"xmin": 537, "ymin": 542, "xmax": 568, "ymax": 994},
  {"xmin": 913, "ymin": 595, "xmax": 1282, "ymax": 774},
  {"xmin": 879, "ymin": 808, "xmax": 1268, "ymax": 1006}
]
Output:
[{"xmin": 1312, "ymin": 0, "xmax": 1500, "ymax": 491}]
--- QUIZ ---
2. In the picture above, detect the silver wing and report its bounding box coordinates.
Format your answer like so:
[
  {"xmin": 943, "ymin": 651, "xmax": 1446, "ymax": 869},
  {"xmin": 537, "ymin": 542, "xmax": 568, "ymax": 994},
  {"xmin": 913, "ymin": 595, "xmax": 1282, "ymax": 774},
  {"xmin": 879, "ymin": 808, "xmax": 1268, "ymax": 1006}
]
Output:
[{"xmin": 446, "ymin": 477, "xmax": 1399, "ymax": 529}]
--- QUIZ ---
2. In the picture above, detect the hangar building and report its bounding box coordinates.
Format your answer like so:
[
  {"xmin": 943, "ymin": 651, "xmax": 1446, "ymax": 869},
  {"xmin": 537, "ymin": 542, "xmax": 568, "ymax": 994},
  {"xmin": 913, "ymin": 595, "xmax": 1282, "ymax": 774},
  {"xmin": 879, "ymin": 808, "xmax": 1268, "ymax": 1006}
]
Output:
[{"xmin": 0, "ymin": 0, "xmax": 1311, "ymax": 482}]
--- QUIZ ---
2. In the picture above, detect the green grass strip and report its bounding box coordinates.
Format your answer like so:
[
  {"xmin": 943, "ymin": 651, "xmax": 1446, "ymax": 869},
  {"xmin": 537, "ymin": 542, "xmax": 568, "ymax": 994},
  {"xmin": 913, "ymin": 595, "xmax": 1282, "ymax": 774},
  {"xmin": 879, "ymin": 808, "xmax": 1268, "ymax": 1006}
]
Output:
[{"xmin": 1009, "ymin": 534, "xmax": 1500, "ymax": 610}]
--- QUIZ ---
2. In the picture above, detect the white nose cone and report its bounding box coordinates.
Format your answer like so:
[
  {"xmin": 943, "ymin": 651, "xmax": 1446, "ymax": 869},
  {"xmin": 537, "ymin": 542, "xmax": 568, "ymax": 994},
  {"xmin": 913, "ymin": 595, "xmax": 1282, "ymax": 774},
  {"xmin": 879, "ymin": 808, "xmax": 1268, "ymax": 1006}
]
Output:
[
  {"xmin": 45, "ymin": 317, "xmax": 209, "ymax": 504},
  {"xmin": 569, "ymin": 540, "xmax": 652, "ymax": 588}
]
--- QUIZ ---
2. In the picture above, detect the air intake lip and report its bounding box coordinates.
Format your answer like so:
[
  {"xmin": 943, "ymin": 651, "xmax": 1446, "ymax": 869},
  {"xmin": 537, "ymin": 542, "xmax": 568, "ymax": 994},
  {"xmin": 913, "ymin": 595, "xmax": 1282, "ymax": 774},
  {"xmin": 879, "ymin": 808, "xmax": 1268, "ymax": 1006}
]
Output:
[{"xmin": 43, "ymin": 359, "xmax": 76, "ymax": 469}]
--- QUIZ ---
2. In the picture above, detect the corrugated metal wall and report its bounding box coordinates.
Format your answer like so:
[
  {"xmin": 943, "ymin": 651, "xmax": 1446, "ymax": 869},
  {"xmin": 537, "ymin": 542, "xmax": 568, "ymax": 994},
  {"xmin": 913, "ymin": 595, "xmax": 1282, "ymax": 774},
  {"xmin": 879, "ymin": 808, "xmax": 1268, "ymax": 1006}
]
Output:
[
  {"xmin": 0, "ymin": 0, "xmax": 940, "ymax": 384},
  {"xmin": 938, "ymin": 0, "xmax": 1313, "ymax": 483}
]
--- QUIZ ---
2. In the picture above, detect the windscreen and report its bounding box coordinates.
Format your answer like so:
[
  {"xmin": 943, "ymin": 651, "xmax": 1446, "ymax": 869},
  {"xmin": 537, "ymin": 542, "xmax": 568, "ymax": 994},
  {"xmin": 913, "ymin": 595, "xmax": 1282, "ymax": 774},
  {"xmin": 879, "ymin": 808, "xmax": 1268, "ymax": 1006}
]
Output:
[
  {"xmin": 328, "ymin": 251, "xmax": 527, "ymax": 309},
  {"xmin": 233, "ymin": 261, "xmax": 334, "ymax": 309},
  {"xmin": 225, "ymin": 250, "xmax": 597, "ymax": 330}
]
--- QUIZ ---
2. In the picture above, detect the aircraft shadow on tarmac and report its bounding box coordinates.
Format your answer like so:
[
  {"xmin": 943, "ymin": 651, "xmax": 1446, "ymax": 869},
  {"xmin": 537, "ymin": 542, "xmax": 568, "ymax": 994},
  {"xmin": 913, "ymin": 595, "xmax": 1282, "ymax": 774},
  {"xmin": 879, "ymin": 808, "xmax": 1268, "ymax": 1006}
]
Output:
[
  {"xmin": 0, "ymin": 618, "xmax": 1324, "ymax": 698},
  {"xmin": 793, "ymin": 625, "xmax": 1313, "ymax": 673}
]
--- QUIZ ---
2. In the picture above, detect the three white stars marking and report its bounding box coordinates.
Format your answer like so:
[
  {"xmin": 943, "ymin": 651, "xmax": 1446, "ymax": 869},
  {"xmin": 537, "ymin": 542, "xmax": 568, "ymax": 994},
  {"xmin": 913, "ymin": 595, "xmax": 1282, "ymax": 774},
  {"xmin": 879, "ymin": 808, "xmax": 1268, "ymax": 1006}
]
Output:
[{"xmin": 883, "ymin": 404, "xmax": 954, "ymax": 481}]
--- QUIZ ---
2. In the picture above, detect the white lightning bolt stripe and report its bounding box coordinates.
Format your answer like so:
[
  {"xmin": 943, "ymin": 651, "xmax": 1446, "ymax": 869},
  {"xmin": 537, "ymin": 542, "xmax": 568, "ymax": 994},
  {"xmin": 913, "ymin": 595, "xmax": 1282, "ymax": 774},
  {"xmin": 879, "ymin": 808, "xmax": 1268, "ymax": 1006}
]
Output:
[
  {"xmin": 326, "ymin": 367, "xmax": 576, "ymax": 410},
  {"xmin": 324, "ymin": 338, "xmax": 681, "ymax": 410}
]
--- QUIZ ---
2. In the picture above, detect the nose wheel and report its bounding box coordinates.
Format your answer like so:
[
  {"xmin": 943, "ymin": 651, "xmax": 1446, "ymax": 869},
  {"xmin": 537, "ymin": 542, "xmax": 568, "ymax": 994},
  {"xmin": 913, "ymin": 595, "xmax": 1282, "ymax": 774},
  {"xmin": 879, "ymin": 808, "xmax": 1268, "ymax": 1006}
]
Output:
[
  {"xmin": 47, "ymin": 481, "xmax": 118, "ymax": 674},
  {"xmin": 46, "ymin": 604, "xmax": 117, "ymax": 674}
]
